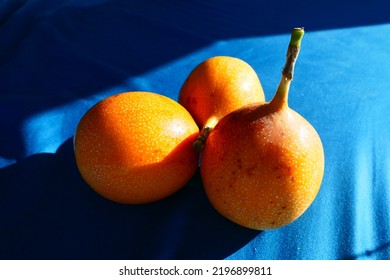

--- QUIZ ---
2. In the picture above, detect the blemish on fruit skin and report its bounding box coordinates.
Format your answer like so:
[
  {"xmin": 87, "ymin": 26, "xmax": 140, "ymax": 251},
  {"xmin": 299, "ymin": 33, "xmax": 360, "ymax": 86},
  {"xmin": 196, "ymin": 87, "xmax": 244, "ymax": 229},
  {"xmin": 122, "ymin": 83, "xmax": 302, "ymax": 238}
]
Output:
[
  {"xmin": 152, "ymin": 149, "xmax": 163, "ymax": 155},
  {"xmin": 246, "ymin": 164, "xmax": 257, "ymax": 176},
  {"xmin": 291, "ymin": 176, "xmax": 296, "ymax": 182},
  {"xmin": 186, "ymin": 96, "xmax": 198, "ymax": 105},
  {"xmin": 235, "ymin": 158, "xmax": 243, "ymax": 170}
]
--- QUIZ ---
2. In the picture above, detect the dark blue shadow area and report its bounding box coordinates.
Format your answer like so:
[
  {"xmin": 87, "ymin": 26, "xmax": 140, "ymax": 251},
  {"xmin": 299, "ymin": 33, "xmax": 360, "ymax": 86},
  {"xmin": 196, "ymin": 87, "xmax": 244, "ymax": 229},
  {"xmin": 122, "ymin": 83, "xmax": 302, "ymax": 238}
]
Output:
[{"xmin": 0, "ymin": 138, "xmax": 259, "ymax": 259}]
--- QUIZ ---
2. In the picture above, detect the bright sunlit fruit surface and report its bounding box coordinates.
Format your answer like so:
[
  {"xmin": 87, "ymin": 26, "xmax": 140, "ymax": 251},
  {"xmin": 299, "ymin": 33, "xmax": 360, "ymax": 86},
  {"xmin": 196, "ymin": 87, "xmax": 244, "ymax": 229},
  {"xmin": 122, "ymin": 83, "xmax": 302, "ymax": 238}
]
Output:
[{"xmin": 74, "ymin": 91, "xmax": 200, "ymax": 204}]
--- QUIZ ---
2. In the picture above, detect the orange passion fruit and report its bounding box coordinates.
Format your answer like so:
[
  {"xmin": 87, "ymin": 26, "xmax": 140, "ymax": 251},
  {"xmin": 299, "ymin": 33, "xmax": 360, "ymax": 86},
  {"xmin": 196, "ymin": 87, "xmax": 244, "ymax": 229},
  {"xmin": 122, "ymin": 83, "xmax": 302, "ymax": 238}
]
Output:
[
  {"xmin": 179, "ymin": 56, "xmax": 265, "ymax": 150},
  {"xmin": 200, "ymin": 28, "xmax": 324, "ymax": 230},
  {"xmin": 74, "ymin": 91, "xmax": 200, "ymax": 204}
]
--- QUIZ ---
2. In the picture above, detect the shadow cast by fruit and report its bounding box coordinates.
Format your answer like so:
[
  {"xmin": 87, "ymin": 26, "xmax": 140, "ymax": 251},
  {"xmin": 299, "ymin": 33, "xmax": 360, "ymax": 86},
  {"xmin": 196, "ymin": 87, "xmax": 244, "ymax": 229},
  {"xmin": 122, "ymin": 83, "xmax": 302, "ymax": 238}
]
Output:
[{"xmin": 0, "ymin": 137, "xmax": 259, "ymax": 259}]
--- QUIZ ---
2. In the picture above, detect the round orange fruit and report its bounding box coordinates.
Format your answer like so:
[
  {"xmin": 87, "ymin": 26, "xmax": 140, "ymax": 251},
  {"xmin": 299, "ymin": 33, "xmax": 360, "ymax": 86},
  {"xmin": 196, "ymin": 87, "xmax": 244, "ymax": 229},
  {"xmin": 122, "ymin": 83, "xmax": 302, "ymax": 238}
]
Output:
[
  {"xmin": 74, "ymin": 91, "xmax": 200, "ymax": 204},
  {"xmin": 199, "ymin": 28, "xmax": 324, "ymax": 230},
  {"xmin": 200, "ymin": 104, "xmax": 324, "ymax": 230},
  {"xmin": 179, "ymin": 56, "xmax": 265, "ymax": 131}
]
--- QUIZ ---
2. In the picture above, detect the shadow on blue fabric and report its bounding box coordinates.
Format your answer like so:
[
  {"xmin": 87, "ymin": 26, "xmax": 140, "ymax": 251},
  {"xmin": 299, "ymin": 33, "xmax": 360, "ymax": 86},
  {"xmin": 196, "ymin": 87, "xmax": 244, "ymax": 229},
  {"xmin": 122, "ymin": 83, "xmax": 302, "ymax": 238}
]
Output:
[
  {"xmin": 0, "ymin": 138, "xmax": 259, "ymax": 259},
  {"xmin": 343, "ymin": 242, "xmax": 390, "ymax": 260}
]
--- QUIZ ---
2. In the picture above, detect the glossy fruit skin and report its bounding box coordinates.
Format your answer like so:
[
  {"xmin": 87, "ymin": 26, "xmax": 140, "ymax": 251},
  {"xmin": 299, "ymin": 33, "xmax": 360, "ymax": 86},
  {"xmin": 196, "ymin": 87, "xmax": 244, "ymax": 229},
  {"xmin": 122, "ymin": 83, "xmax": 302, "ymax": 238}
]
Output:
[
  {"xmin": 200, "ymin": 103, "xmax": 324, "ymax": 230},
  {"xmin": 74, "ymin": 91, "xmax": 199, "ymax": 204},
  {"xmin": 179, "ymin": 56, "xmax": 265, "ymax": 128}
]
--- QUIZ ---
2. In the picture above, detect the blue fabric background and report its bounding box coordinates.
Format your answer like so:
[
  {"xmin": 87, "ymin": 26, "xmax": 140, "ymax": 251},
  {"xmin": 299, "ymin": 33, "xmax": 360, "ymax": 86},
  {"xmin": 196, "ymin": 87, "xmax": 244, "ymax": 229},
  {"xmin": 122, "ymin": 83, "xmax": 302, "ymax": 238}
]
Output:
[{"xmin": 1, "ymin": 0, "xmax": 389, "ymax": 260}]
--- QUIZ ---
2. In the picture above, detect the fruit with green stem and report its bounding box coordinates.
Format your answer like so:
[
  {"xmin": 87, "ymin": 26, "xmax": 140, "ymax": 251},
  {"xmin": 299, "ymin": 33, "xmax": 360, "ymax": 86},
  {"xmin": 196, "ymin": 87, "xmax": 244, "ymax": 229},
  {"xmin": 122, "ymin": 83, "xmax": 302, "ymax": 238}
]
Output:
[{"xmin": 200, "ymin": 28, "xmax": 325, "ymax": 230}]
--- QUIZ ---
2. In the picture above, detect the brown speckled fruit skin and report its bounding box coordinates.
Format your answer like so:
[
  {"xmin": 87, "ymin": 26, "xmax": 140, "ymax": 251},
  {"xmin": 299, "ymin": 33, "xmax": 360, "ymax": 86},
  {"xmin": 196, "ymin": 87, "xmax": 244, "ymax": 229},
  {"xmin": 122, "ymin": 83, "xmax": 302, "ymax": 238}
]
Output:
[
  {"xmin": 179, "ymin": 56, "xmax": 265, "ymax": 128},
  {"xmin": 74, "ymin": 91, "xmax": 200, "ymax": 204},
  {"xmin": 200, "ymin": 103, "xmax": 324, "ymax": 230}
]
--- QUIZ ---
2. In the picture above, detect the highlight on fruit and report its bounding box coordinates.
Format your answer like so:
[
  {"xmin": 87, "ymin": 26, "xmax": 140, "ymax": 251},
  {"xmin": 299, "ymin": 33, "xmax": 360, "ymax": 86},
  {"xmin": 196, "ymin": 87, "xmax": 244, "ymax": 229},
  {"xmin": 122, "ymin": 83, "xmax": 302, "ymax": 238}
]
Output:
[
  {"xmin": 199, "ymin": 28, "xmax": 325, "ymax": 230},
  {"xmin": 74, "ymin": 91, "xmax": 200, "ymax": 204}
]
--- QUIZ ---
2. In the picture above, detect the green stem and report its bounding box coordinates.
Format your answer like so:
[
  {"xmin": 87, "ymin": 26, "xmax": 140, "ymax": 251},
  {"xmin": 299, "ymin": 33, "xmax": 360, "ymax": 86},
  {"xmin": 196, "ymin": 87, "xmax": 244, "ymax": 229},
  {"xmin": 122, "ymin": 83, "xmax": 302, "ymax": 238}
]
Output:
[
  {"xmin": 270, "ymin": 27, "xmax": 304, "ymax": 109},
  {"xmin": 289, "ymin": 27, "xmax": 305, "ymax": 47}
]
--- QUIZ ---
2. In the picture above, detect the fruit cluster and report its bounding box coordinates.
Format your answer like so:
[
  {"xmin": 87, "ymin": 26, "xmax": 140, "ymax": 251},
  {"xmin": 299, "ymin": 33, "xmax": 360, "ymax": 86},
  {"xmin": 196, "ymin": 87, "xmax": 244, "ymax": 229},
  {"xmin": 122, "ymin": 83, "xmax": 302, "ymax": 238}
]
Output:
[{"xmin": 74, "ymin": 28, "xmax": 324, "ymax": 230}]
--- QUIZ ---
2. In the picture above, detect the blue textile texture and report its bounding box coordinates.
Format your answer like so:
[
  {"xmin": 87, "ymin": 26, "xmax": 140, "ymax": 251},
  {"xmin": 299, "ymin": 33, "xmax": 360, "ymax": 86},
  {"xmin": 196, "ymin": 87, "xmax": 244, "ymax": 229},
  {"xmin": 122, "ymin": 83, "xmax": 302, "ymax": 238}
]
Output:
[{"xmin": 1, "ymin": 0, "xmax": 389, "ymax": 259}]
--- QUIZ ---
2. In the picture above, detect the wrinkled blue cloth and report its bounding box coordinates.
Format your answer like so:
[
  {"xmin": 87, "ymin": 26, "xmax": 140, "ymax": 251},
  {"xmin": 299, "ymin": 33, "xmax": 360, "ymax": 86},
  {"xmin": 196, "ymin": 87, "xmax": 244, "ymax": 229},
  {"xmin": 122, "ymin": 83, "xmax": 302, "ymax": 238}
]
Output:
[{"xmin": 1, "ymin": 0, "xmax": 389, "ymax": 260}]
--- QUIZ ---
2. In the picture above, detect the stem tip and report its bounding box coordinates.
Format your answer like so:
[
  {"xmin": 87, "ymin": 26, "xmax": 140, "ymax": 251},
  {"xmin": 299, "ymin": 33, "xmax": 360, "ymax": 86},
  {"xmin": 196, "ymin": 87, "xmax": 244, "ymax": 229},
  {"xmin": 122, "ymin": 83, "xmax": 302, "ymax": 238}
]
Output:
[{"xmin": 290, "ymin": 27, "xmax": 305, "ymax": 47}]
